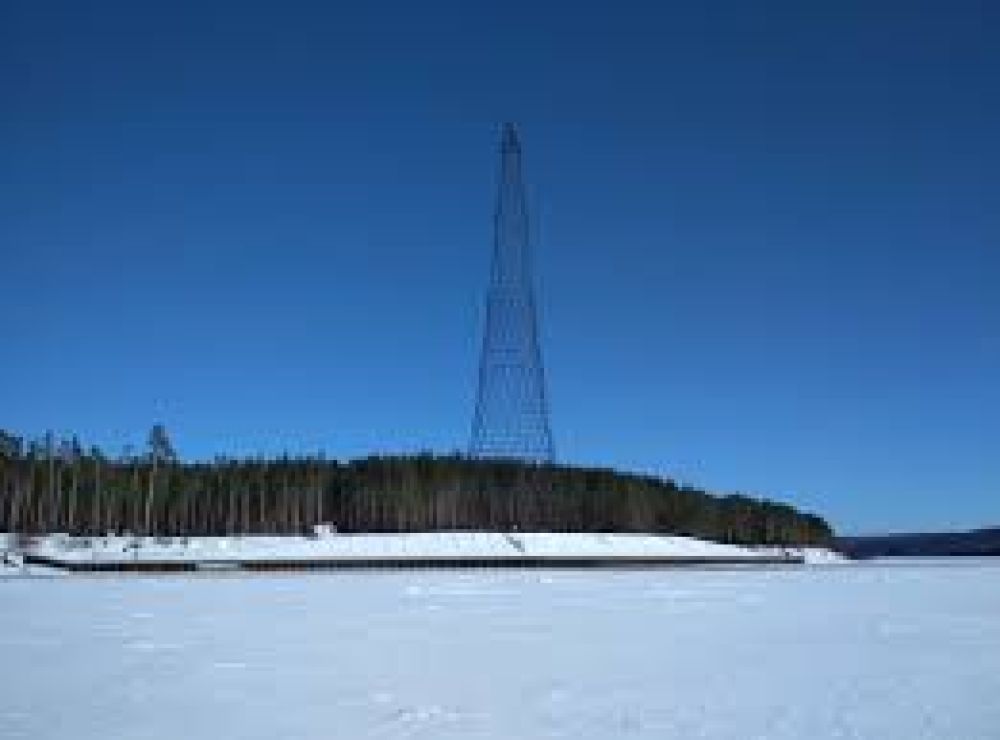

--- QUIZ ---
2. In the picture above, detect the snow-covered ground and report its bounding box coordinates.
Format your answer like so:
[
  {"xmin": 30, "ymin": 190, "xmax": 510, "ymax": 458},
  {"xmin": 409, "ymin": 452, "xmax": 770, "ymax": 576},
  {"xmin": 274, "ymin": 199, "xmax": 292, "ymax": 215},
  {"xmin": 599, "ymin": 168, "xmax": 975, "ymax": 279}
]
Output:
[
  {"xmin": 14, "ymin": 531, "xmax": 842, "ymax": 567},
  {"xmin": 2, "ymin": 558, "xmax": 998, "ymax": 739},
  {"xmin": 752, "ymin": 545, "xmax": 850, "ymax": 565}
]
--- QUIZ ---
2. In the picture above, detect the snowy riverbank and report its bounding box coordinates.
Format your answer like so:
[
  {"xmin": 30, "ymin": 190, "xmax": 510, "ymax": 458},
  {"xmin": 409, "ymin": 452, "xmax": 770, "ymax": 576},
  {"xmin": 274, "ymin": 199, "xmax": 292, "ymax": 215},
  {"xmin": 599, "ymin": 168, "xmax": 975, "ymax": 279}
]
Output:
[{"xmin": 4, "ymin": 531, "xmax": 845, "ymax": 572}]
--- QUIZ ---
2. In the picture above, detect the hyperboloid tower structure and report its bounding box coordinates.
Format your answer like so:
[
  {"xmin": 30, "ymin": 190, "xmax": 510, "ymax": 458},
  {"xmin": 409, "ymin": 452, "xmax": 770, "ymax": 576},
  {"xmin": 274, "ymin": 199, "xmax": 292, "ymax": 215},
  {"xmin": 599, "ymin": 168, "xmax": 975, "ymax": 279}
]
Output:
[{"xmin": 469, "ymin": 123, "xmax": 556, "ymax": 463}]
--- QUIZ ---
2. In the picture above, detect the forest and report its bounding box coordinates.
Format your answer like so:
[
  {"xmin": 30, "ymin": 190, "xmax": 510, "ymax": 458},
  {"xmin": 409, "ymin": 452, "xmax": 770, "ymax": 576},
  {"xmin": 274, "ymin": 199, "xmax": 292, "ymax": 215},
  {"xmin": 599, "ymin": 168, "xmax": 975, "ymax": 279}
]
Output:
[{"xmin": 0, "ymin": 427, "xmax": 833, "ymax": 546}]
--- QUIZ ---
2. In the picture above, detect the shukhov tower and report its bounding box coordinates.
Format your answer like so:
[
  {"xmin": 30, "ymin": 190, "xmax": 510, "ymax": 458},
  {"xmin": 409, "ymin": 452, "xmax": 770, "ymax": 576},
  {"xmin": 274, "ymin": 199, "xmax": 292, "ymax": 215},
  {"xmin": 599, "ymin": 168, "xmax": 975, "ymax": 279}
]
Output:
[{"xmin": 469, "ymin": 123, "xmax": 556, "ymax": 463}]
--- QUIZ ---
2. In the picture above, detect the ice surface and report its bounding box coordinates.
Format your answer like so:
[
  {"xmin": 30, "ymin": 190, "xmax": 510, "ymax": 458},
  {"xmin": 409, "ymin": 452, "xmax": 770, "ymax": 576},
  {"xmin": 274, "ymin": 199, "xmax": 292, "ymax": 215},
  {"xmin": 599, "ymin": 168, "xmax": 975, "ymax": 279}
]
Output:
[{"xmin": 1, "ymin": 559, "xmax": 998, "ymax": 739}]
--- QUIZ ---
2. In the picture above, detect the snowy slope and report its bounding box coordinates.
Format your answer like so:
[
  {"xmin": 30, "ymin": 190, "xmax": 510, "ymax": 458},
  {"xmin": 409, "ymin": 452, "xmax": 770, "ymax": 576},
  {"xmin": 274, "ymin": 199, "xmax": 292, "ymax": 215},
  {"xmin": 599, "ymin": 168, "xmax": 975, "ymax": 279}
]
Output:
[{"xmin": 21, "ymin": 531, "xmax": 842, "ymax": 566}]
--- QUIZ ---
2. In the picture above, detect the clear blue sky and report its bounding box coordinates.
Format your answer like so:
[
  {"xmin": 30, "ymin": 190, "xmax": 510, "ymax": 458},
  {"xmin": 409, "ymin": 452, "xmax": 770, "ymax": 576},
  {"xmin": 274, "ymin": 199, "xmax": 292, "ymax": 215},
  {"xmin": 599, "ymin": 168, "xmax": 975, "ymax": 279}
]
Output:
[{"xmin": 2, "ymin": 1, "xmax": 997, "ymax": 533}]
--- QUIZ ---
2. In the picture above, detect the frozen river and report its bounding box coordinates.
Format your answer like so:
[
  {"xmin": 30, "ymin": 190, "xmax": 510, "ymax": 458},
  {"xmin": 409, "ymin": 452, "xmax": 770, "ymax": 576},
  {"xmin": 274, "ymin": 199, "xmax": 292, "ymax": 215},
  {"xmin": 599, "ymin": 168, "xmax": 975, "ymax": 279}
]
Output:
[{"xmin": 2, "ymin": 559, "xmax": 998, "ymax": 739}]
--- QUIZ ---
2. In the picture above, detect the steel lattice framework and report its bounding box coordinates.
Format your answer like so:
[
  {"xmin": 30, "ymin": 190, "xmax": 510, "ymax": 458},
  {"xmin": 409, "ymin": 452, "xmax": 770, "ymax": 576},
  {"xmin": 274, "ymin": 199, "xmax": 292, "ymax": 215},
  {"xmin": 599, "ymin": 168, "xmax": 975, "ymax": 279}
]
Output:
[{"xmin": 469, "ymin": 123, "xmax": 555, "ymax": 463}]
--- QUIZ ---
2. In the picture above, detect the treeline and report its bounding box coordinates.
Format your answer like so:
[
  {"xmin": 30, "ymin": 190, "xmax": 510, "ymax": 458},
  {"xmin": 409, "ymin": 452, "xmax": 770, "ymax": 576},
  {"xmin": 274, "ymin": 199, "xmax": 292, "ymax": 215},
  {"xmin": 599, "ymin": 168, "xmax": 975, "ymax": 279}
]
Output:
[{"xmin": 0, "ymin": 427, "xmax": 833, "ymax": 546}]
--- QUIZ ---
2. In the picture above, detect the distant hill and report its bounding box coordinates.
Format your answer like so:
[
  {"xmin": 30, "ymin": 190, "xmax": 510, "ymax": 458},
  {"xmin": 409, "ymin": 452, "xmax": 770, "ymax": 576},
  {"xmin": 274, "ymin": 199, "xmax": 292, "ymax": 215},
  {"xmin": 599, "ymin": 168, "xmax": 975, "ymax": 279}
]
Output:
[{"xmin": 836, "ymin": 527, "xmax": 1000, "ymax": 558}]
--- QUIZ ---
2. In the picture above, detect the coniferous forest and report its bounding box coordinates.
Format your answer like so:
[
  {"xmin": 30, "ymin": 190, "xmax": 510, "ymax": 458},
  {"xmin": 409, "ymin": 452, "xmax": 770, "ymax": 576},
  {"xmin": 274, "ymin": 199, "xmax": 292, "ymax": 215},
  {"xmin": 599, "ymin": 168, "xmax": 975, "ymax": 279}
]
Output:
[{"xmin": 0, "ymin": 427, "xmax": 833, "ymax": 546}]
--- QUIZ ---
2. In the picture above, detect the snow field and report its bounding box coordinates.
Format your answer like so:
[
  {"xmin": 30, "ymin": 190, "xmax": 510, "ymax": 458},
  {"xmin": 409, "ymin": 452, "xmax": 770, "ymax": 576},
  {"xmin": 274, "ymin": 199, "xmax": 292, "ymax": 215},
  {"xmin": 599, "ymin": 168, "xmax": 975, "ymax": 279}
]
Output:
[{"xmin": 1, "ymin": 559, "xmax": 998, "ymax": 739}]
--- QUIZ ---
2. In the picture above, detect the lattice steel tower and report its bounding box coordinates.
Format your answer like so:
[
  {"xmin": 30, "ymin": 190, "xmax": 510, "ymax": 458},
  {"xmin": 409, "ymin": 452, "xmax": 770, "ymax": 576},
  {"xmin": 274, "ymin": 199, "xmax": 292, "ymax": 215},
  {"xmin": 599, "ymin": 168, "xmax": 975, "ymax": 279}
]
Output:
[{"xmin": 469, "ymin": 123, "xmax": 555, "ymax": 463}]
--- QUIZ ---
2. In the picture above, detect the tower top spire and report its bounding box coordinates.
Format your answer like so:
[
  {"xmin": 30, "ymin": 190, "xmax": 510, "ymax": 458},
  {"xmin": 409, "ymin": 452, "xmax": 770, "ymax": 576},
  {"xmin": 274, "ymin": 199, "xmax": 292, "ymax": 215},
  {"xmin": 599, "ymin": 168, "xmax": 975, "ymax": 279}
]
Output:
[
  {"xmin": 499, "ymin": 122, "xmax": 522, "ymax": 185},
  {"xmin": 501, "ymin": 122, "xmax": 520, "ymax": 151}
]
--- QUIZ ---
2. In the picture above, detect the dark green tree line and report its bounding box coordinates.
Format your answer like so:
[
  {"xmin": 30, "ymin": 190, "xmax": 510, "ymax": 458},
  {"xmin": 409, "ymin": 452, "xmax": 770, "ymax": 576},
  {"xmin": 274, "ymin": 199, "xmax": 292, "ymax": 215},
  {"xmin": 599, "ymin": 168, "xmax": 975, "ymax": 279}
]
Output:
[{"xmin": 0, "ymin": 428, "xmax": 833, "ymax": 545}]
